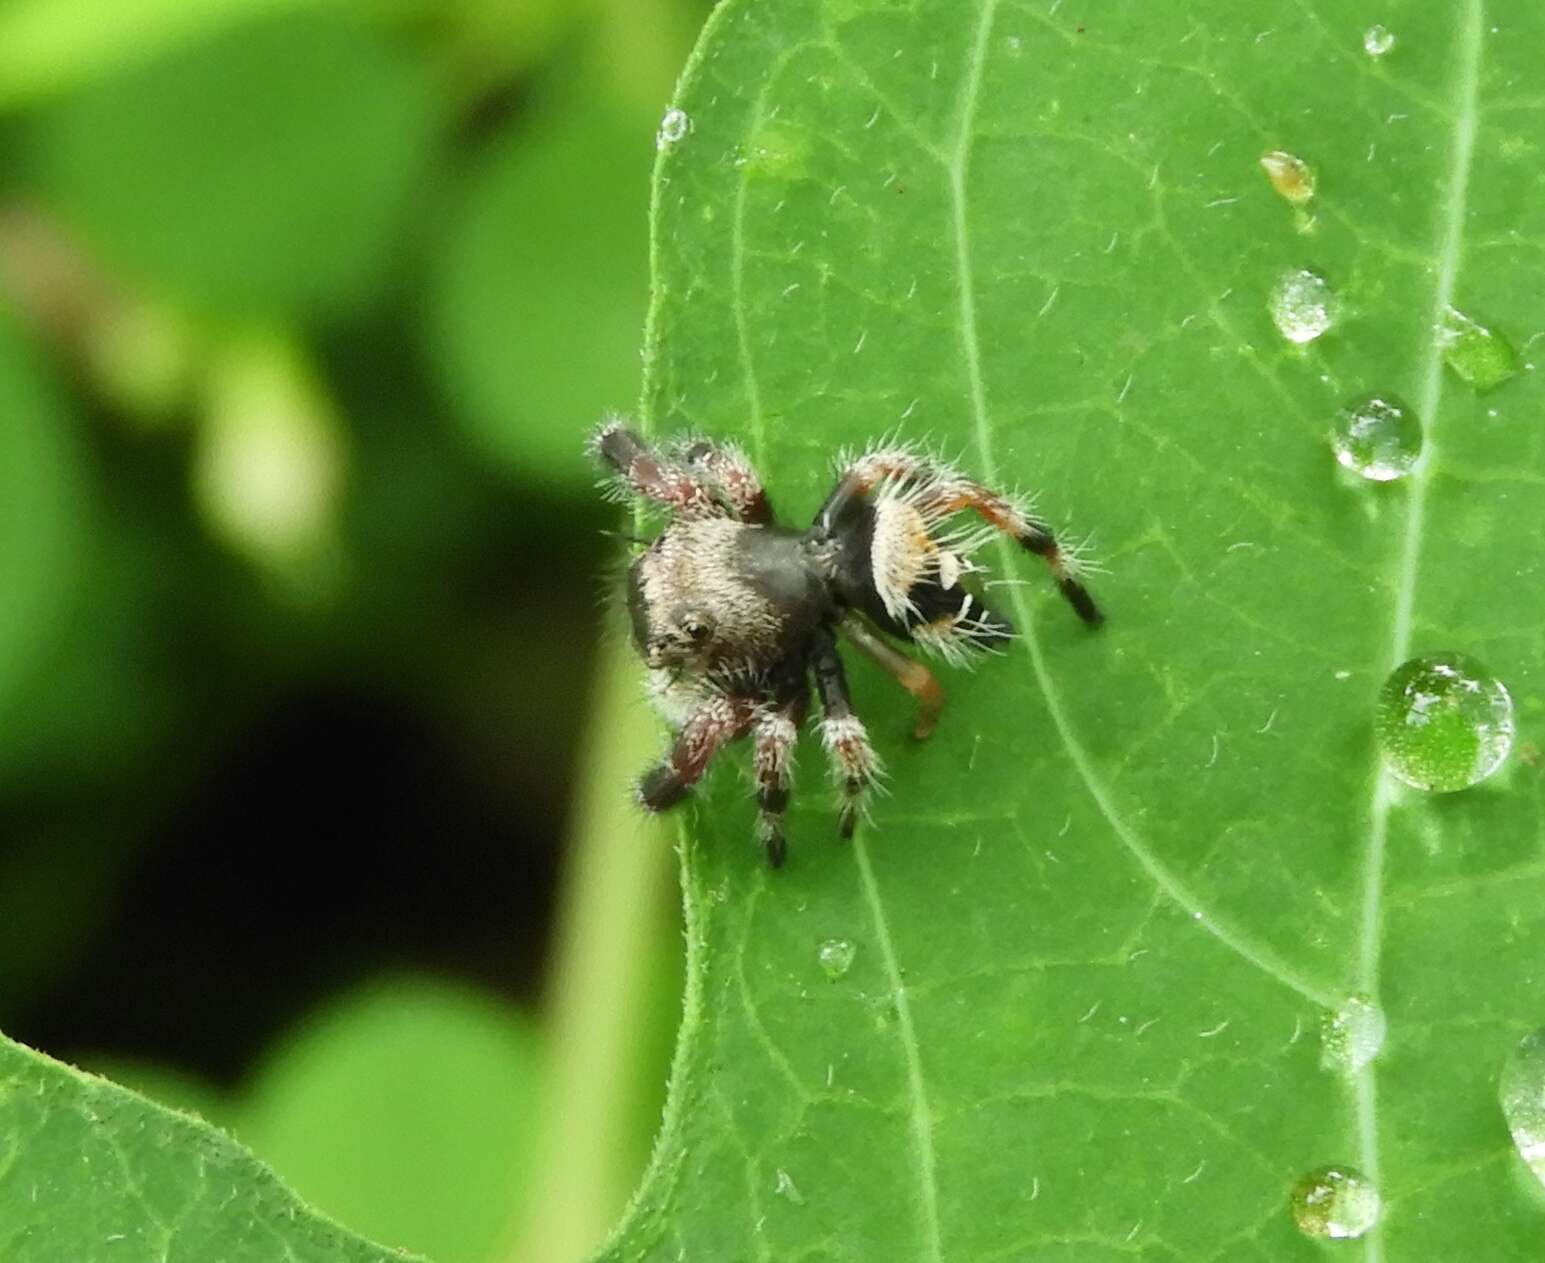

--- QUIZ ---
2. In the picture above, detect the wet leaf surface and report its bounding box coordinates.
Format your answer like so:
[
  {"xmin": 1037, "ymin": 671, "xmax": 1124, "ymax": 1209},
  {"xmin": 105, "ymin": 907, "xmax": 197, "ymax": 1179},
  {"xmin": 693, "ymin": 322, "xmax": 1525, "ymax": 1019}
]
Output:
[{"xmin": 601, "ymin": 1, "xmax": 1545, "ymax": 1258}]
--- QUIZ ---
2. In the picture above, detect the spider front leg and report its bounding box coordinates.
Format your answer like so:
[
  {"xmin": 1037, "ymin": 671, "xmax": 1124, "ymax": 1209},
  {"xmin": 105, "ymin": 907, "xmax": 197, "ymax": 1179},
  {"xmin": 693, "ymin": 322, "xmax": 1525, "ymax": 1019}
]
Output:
[
  {"xmin": 637, "ymin": 693, "xmax": 756, "ymax": 811},
  {"xmin": 670, "ymin": 435, "xmax": 774, "ymax": 524},
  {"xmin": 752, "ymin": 698, "xmax": 803, "ymax": 867},
  {"xmin": 810, "ymin": 629, "xmax": 882, "ymax": 839},
  {"xmin": 591, "ymin": 417, "xmax": 723, "ymax": 519}
]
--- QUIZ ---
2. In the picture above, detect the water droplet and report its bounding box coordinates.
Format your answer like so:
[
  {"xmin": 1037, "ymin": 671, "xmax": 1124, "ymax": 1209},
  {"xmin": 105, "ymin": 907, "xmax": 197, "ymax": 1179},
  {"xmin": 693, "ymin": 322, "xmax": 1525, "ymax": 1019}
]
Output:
[
  {"xmin": 1377, "ymin": 652, "xmax": 1514, "ymax": 792},
  {"xmin": 1269, "ymin": 269, "xmax": 1335, "ymax": 344},
  {"xmin": 1331, "ymin": 395, "xmax": 1421, "ymax": 481},
  {"xmin": 1439, "ymin": 306, "xmax": 1518, "ymax": 391},
  {"xmin": 817, "ymin": 938, "xmax": 856, "ymax": 979},
  {"xmin": 1290, "ymin": 1166, "xmax": 1381, "ymax": 1240},
  {"xmin": 1321, "ymin": 995, "xmax": 1386, "ymax": 1074},
  {"xmin": 656, "ymin": 107, "xmax": 691, "ymax": 151},
  {"xmin": 1363, "ymin": 24, "xmax": 1396, "ymax": 56},
  {"xmin": 774, "ymin": 1168, "xmax": 805, "ymax": 1204},
  {"xmin": 1259, "ymin": 150, "xmax": 1315, "ymax": 205},
  {"xmin": 1501, "ymin": 1027, "xmax": 1545, "ymax": 1186}
]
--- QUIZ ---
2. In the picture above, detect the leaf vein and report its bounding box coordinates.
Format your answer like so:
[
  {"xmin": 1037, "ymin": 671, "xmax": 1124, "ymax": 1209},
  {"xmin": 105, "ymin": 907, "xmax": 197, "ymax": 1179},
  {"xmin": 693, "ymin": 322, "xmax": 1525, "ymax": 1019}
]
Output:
[
  {"xmin": 954, "ymin": 0, "xmax": 1337, "ymax": 1013},
  {"xmin": 1354, "ymin": 4, "xmax": 1486, "ymax": 1258},
  {"xmin": 852, "ymin": 833, "xmax": 942, "ymax": 1263}
]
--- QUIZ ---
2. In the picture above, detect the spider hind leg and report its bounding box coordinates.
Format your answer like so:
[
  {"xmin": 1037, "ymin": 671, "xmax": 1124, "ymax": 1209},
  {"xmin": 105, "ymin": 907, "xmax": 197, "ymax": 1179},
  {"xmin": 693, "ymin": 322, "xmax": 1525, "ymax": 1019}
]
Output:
[
  {"xmin": 903, "ymin": 579, "xmax": 1014, "ymax": 664},
  {"xmin": 816, "ymin": 446, "xmax": 1104, "ymax": 627},
  {"xmin": 841, "ymin": 616, "xmax": 947, "ymax": 740}
]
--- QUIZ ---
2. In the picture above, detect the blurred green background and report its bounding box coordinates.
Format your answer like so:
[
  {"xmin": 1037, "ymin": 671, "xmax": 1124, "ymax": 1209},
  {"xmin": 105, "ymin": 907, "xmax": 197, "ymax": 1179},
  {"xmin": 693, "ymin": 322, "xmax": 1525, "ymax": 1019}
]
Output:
[{"xmin": 0, "ymin": 1, "xmax": 706, "ymax": 1258}]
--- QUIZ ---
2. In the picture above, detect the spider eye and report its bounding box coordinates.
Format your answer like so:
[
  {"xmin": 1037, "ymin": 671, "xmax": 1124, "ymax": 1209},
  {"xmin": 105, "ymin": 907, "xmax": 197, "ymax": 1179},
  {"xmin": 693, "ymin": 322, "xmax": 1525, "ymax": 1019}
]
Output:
[{"xmin": 681, "ymin": 618, "xmax": 710, "ymax": 642}]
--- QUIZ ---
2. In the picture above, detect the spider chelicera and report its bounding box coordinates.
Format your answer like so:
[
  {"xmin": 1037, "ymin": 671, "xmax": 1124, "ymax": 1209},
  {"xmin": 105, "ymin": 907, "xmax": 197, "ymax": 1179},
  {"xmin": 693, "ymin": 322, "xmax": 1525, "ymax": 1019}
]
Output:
[{"xmin": 592, "ymin": 417, "xmax": 1102, "ymax": 868}]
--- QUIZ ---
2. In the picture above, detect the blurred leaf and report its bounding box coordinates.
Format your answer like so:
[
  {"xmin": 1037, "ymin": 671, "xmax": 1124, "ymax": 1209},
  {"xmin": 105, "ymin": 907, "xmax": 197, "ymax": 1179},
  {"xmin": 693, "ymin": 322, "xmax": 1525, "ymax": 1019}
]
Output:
[
  {"xmin": 32, "ymin": 10, "xmax": 435, "ymax": 317},
  {"xmin": 589, "ymin": 0, "xmax": 709, "ymax": 117},
  {"xmin": 597, "ymin": 0, "xmax": 1545, "ymax": 1260},
  {"xmin": 393, "ymin": 0, "xmax": 583, "ymax": 96},
  {"xmin": 0, "ymin": 0, "xmax": 313, "ymax": 108},
  {"xmin": 428, "ymin": 94, "xmax": 652, "ymax": 489},
  {"xmin": 192, "ymin": 327, "xmax": 347, "ymax": 592},
  {"xmin": 510, "ymin": 635, "xmax": 676, "ymax": 1263},
  {"xmin": 0, "ymin": 308, "xmax": 86, "ymax": 728},
  {"xmin": 239, "ymin": 977, "xmax": 542, "ymax": 1263},
  {"xmin": 0, "ymin": 1032, "xmax": 421, "ymax": 1261}
]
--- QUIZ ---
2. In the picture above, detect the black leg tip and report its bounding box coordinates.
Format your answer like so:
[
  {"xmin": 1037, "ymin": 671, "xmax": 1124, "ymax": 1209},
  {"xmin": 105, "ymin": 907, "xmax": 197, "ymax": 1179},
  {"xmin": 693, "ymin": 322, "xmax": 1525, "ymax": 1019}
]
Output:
[
  {"xmin": 638, "ymin": 767, "xmax": 688, "ymax": 812},
  {"xmin": 838, "ymin": 810, "xmax": 856, "ymax": 840},
  {"xmin": 765, "ymin": 833, "xmax": 787, "ymax": 868},
  {"xmin": 1060, "ymin": 579, "xmax": 1104, "ymax": 628},
  {"xmin": 593, "ymin": 418, "xmax": 640, "ymax": 463}
]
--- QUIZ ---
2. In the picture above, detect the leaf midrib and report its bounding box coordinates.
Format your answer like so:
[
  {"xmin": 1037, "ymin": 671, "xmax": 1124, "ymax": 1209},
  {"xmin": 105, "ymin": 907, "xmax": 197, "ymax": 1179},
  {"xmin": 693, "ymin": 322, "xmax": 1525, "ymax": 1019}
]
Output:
[
  {"xmin": 956, "ymin": 1, "xmax": 1335, "ymax": 1009},
  {"xmin": 1353, "ymin": 2, "xmax": 1486, "ymax": 1258}
]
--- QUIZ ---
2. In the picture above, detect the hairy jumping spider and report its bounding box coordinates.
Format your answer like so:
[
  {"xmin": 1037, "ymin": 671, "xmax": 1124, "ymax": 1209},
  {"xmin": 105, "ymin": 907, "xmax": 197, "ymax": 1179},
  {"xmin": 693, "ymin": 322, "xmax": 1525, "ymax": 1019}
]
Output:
[{"xmin": 592, "ymin": 418, "xmax": 1102, "ymax": 867}]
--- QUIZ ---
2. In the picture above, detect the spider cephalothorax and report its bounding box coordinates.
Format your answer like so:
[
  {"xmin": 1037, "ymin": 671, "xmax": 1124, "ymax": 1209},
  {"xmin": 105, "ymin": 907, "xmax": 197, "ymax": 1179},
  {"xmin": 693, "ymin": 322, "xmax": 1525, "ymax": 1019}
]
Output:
[{"xmin": 592, "ymin": 417, "xmax": 1102, "ymax": 867}]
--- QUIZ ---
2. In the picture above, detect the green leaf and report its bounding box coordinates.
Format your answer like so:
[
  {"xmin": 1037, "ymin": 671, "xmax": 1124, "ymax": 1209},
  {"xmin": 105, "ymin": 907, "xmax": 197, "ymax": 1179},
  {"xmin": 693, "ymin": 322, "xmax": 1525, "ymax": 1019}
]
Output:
[
  {"xmin": 601, "ymin": 1, "xmax": 1545, "ymax": 1259},
  {"xmin": 428, "ymin": 94, "xmax": 653, "ymax": 488},
  {"xmin": 0, "ymin": 309, "xmax": 86, "ymax": 732},
  {"xmin": 0, "ymin": 1033, "xmax": 421, "ymax": 1262},
  {"xmin": 0, "ymin": 0, "xmax": 313, "ymax": 108},
  {"xmin": 31, "ymin": 10, "xmax": 435, "ymax": 317},
  {"xmin": 239, "ymin": 977, "xmax": 543, "ymax": 1263}
]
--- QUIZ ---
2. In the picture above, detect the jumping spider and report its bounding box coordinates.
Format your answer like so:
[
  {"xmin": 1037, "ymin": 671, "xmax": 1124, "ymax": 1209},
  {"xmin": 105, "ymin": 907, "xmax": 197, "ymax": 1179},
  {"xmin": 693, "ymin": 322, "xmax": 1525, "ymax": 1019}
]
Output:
[{"xmin": 592, "ymin": 418, "xmax": 1102, "ymax": 868}]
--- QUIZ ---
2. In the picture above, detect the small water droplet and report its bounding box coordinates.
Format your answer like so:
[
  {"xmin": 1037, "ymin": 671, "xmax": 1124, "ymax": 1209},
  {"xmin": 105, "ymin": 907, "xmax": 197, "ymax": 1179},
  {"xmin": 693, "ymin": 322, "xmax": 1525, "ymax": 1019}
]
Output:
[
  {"xmin": 1290, "ymin": 1166, "xmax": 1381, "ymax": 1240},
  {"xmin": 1321, "ymin": 995, "xmax": 1386, "ymax": 1074},
  {"xmin": 656, "ymin": 107, "xmax": 691, "ymax": 151},
  {"xmin": 1331, "ymin": 395, "xmax": 1421, "ymax": 481},
  {"xmin": 1439, "ymin": 306, "xmax": 1518, "ymax": 391},
  {"xmin": 1501, "ymin": 1027, "xmax": 1545, "ymax": 1187},
  {"xmin": 774, "ymin": 1168, "xmax": 805, "ymax": 1204},
  {"xmin": 1269, "ymin": 269, "xmax": 1335, "ymax": 343},
  {"xmin": 1377, "ymin": 652, "xmax": 1514, "ymax": 792},
  {"xmin": 1363, "ymin": 24, "xmax": 1396, "ymax": 56},
  {"xmin": 1259, "ymin": 150, "xmax": 1315, "ymax": 205},
  {"xmin": 817, "ymin": 938, "xmax": 856, "ymax": 979}
]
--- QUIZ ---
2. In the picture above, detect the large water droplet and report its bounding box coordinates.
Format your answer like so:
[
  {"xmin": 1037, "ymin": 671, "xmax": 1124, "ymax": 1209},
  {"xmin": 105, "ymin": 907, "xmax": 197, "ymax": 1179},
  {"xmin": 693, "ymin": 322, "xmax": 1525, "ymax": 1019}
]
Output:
[
  {"xmin": 1439, "ymin": 306, "xmax": 1518, "ymax": 391},
  {"xmin": 1377, "ymin": 652, "xmax": 1514, "ymax": 792},
  {"xmin": 1500, "ymin": 1027, "xmax": 1545, "ymax": 1186},
  {"xmin": 1291, "ymin": 1166, "xmax": 1380, "ymax": 1240},
  {"xmin": 818, "ymin": 938, "xmax": 856, "ymax": 979},
  {"xmin": 1270, "ymin": 269, "xmax": 1335, "ymax": 344},
  {"xmin": 1259, "ymin": 151, "xmax": 1316, "ymax": 205},
  {"xmin": 656, "ymin": 107, "xmax": 691, "ymax": 151},
  {"xmin": 1331, "ymin": 395, "xmax": 1421, "ymax": 482},
  {"xmin": 1363, "ymin": 24, "xmax": 1396, "ymax": 56},
  {"xmin": 1321, "ymin": 995, "xmax": 1386, "ymax": 1074}
]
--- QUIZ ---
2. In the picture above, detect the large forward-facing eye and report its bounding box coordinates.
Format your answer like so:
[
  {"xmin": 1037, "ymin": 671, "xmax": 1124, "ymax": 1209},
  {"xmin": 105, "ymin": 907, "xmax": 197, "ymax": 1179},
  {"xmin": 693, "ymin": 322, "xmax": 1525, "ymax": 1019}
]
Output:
[{"xmin": 679, "ymin": 615, "xmax": 712, "ymax": 643}]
